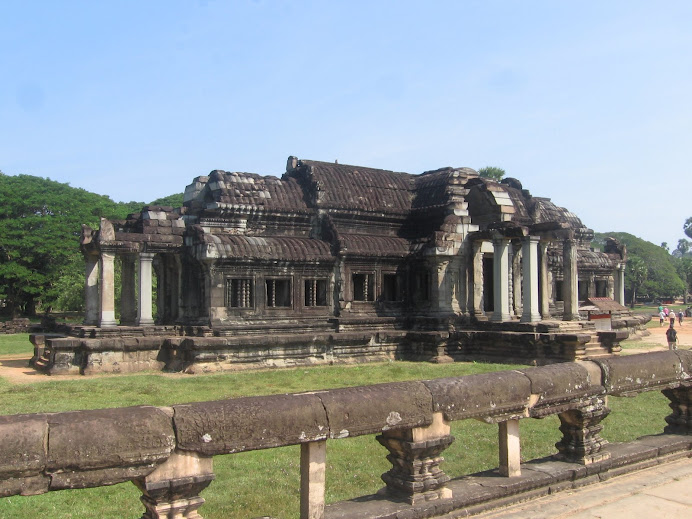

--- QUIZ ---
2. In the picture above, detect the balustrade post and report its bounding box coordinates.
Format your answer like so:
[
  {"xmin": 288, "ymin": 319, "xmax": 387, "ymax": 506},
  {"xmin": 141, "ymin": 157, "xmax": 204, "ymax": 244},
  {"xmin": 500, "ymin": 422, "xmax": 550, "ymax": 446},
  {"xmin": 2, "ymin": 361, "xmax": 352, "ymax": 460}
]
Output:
[
  {"xmin": 555, "ymin": 396, "xmax": 610, "ymax": 464},
  {"xmin": 134, "ymin": 450, "xmax": 214, "ymax": 519},
  {"xmin": 376, "ymin": 412, "xmax": 454, "ymax": 504},
  {"xmin": 300, "ymin": 440, "xmax": 326, "ymax": 519},
  {"xmin": 663, "ymin": 386, "xmax": 692, "ymax": 435},
  {"xmin": 499, "ymin": 419, "xmax": 521, "ymax": 476}
]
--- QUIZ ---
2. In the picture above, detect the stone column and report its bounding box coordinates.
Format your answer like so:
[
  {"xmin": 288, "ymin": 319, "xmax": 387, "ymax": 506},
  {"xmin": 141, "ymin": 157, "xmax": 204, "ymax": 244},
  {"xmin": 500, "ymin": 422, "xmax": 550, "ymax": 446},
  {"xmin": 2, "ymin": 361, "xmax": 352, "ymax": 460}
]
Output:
[
  {"xmin": 84, "ymin": 254, "xmax": 100, "ymax": 326},
  {"xmin": 120, "ymin": 254, "xmax": 137, "ymax": 325},
  {"xmin": 511, "ymin": 247, "xmax": 521, "ymax": 317},
  {"xmin": 472, "ymin": 242, "xmax": 484, "ymax": 317},
  {"xmin": 138, "ymin": 252, "xmax": 155, "ymax": 326},
  {"xmin": 433, "ymin": 259, "xmax": 453, "ymax": 314},
  {"xmin": 491, "ymin": 238, "xmax": 510, "ymax": 322},
  {"xmin": 555, "ymin": 396, "xmax": 610, "ymax": 465},
  {"xmin": 662, "ymin": 387, "xmax": 692, "ymax": 435},
  {"xmin": 499, "ymin": 419, "xmax": 521, "ymax": 477},
  {"xmin": 539, "ymin": 241, "xmax": 551, "ymax": 319},
  {"xmin": 300, "ymin": 440, "xmax": 326, "ymax": 519},
  {"xmin": 456, "ymin": 253, "xmax": 469, "ymax": 316},
  {"xmin": 99, "ymin": 251, "xmax": 117, "ymax": 327},
  {"xmin": 134, "ymin": 450, "xmax": 214, "ymax": 519},
  {"xmin": 615, "ymin": 264, "xmax": 626, "ymax": 306},
  {"xmin": 521, "ymin": 237, "xmax": 541, "ymax": 323},
  {"xmin": 562, "ymin": 239, "xmax": 580, "ymax": 321},
  {"xmin": 376, "ymin": 412, "xmax": 454, "ymax": 504}
]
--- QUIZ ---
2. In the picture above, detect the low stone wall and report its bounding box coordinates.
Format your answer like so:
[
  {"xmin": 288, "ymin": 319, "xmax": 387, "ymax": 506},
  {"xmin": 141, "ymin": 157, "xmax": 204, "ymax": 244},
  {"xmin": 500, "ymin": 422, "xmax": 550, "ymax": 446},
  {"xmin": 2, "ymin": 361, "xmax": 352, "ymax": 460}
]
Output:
[
  {"xmin": 31, "ymin": 318, "xmax": 635, "ymax": 375},
  {"xmin": 2, "ymin": 351, "xmax": 691, "ymax": 518},
  {"xmin": 0, "ymin": 318, "xmax": 32, "ymax": 334}
]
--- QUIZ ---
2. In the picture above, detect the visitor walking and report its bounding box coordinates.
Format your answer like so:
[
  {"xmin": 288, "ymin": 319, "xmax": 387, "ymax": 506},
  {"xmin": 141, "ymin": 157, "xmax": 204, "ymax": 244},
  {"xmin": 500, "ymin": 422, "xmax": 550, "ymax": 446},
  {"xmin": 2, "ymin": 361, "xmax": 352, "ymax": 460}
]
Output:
[
  {"xmin": 678, "ymin": 310, "xmax": 684, "ymax": 326},
  {"xmin": 666, "ymin": 325, "xmax": 678, "ymax": 350},
  {"xmin": 659, "ymin": 310, "xmax": 666, "ymax": 326},
  {"xmin": 670, "ymin": 311, "xmax": 676, "ymax": 327}
]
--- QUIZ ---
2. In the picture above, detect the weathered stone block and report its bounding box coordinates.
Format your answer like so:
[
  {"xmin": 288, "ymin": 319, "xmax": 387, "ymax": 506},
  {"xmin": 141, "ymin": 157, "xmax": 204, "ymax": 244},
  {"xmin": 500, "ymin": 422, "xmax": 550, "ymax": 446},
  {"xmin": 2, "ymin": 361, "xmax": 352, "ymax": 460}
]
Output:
[
  {"xmin": 424, "ymin": 371, "xmax": 531, "ymax": 422},
  {"xmin": 519, "ymin": 363, "xmax": 603, "ymax": 416},
  {"xmin": 675, "ymin": 350, "xmax": 692, "ymax": 379},
  {"xmin": 173, "ymin": 393, "xmax": 328, "ymax": 455},
  {"xmin": 0, "ymin": 414, "xmax": 48, "ymax": 478},
  {"xmin": 0, "ymin": 475, "xmax": 50, "ymax": 497},
  {"xmin": 320, "ymin": 382, "xmax": 433, "ymax": 438},
  {"xmin": 47, "ymin": 406, "xmax": 175, "ymax": 485},
  {"xmin": 595, "ymin": 351, "xmax": 683, "ymax": 394}
]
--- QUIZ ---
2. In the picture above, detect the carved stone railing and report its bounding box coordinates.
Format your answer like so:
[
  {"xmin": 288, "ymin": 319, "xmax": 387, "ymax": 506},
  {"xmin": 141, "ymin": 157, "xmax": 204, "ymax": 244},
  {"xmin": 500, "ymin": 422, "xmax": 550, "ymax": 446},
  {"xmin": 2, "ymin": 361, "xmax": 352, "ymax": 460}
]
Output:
[{"xmin": 1, "ymin": 351, "xmax": 690, "ymax": 519}]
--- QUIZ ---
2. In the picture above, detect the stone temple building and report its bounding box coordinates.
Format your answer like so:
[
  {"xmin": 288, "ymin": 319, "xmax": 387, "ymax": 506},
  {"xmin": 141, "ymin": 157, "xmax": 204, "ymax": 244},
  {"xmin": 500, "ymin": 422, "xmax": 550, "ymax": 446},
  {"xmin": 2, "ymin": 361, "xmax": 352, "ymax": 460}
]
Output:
[{"xmin": 33, "ymin": 157, "xmax": 649, "ymax": 375}]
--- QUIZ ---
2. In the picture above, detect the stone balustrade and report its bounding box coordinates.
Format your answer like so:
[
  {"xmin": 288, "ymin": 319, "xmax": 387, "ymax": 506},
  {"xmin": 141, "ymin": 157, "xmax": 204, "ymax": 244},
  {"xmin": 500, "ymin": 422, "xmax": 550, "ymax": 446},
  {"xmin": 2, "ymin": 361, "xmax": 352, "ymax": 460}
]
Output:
[{"xmin": 1, "ymin": 351, "xmax": 691, "ymax": 519}]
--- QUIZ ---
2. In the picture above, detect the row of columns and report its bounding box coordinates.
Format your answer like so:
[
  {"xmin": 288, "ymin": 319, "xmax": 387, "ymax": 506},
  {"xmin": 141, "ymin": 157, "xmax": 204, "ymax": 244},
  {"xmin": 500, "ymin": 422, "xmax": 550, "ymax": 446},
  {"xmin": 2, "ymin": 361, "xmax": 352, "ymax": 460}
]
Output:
[
  {"xmin": 489, "ymin": 235, "xmax": 558, "ymax": 323},
  {"xmin": 84, "ymin": 252, "xmax": 155, "ymax": 327},
  {"xmin": 483, "ymin": 236, "xmax": 581, "ymax": 323}
]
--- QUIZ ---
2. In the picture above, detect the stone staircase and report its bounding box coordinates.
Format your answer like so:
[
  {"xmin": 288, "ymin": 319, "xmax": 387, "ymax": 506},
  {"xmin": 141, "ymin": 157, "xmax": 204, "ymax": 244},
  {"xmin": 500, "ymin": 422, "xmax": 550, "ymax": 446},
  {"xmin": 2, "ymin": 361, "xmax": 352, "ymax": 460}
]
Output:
[{"xmin": 550, "ymin": 321, "xmax": 615, "ymax": 359}]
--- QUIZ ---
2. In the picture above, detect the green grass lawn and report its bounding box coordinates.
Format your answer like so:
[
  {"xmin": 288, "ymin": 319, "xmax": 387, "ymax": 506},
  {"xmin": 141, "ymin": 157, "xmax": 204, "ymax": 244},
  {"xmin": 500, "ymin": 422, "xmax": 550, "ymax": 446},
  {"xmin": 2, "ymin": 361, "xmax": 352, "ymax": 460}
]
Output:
[
  {"xmin": 0, "ymin": 333, "xmax": 32, "ymax": 356},
  {"xmin": 0, "ymin": 335, "xmax": 674, "ymax": 519}
]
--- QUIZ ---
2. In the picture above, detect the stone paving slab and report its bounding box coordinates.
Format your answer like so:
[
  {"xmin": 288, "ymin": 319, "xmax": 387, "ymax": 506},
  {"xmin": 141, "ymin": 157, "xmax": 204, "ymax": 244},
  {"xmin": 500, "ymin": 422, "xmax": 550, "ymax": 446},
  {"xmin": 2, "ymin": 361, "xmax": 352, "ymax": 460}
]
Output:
[{"xmin": 472, "ymin": 456, "xmax": 692, "ymax": 518}]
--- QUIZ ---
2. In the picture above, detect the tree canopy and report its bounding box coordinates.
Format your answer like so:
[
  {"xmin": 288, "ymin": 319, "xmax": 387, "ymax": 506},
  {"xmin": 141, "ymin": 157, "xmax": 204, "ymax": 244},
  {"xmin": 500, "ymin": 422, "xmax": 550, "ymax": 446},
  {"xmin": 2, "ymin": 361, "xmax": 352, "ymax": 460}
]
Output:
[
  {"xmin": 0, "ymin": 172, "xmax": 181, "ymax": 316},
  {"xmin": 477, "ymin": 166, "xmax": 505, "ymax": 181},
  {"xmin": 593, "ymin": 232, "xmax": 686, "ymax": 301}
]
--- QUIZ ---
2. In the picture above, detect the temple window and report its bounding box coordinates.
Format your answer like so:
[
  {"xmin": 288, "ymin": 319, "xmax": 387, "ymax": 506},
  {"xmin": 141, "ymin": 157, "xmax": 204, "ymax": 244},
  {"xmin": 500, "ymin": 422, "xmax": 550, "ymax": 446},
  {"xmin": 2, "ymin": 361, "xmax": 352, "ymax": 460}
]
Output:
[
  {"xmin": 596, "ymin": 280, "xmax": 607, "ymax": 297},
  {"xmin": 382, "ymin": 273, "xmax": 402, "ymax": 302},
  {"xmin": 304, "ymin": 279, "xmax": 328, "ymax": 307},
  {"xmin": 266, "ymin": 278, "xmax": 292, "ymax": 308},
  {"xmin": 226, "ymin": 278, "xmax": 254, "ymax": 308},
  {"xmin": 352, "ymin": 273, "xmax": 375, "ymax": 302}
]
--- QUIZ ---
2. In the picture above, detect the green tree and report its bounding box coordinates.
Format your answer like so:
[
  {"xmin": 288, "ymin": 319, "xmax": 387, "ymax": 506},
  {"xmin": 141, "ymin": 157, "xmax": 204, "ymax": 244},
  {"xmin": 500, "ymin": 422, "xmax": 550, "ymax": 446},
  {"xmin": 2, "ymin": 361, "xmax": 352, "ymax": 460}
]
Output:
[
  {"xmin": 674, "ymin": 238, "xmax": 690, "ymax": 257},
  {"xmin": 684, "ymin": 217, "xmax": 692, "ymax": 240},
  {"xmin": 151, "ymin": 193, "xmax": 184, "ymax": 207},
  {"xmin": 661, "ymin": 242, "xmax": 669, "ymax": 252},
  {"xmin": 0, "ymin": 173, "xmax": 143, "ymax": 316},
  {"xmin": 477, "ymin": 166, "xmax": 506, "ymax": 181},
  {"xmin": 593, "ymin": 232, "xmax": 686, "ymax": 300},
  {"xmin": 626, "ymin": 256, "xmax": 647, "ymax": 307},
  {"xmin": 676, "ymin": 257, "xmax": 692, "ymax": 304}
]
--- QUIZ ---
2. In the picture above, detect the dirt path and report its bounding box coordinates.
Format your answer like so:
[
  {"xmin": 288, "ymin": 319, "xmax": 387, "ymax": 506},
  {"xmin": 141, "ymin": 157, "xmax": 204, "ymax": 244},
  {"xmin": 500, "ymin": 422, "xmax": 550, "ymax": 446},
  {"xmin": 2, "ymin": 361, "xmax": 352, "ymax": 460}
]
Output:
[
  {"xmin": 0, "ymin": 354, "xmax": 89, "ymax": 384},
  {"xmin": 637, "ymin": 316, "xmax": 692, "ymax": 349}
]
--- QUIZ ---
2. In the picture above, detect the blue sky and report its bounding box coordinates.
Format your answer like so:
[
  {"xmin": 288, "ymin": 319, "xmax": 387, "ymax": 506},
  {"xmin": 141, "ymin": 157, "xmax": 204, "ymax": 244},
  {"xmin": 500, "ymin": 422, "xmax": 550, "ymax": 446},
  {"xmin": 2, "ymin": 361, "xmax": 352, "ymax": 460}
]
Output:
[{"xmin": 2, "ymin": 1, "xmax": 691, "ymax": 249}]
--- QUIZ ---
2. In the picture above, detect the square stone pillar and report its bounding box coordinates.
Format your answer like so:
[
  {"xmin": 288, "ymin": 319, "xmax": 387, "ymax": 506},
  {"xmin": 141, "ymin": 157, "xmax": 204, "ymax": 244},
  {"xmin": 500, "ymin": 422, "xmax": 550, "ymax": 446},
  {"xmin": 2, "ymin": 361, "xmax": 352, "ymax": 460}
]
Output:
[
  {"xmin": 376, "ymin": 412, "xmax": 454, "ymax": 504},
  {"xmin": 521, "ymin": 237, "xmax": 541, "ymax": 323},
  {"xmin": 134, "ymin": 450, "xmax": 214, "ymax": 519},
  {"xmin": 555, "ymin": 396, "xmax": 610, "ymax": 464},
  {"xmin": 499, "ymin": 419, "xmax": 521, "ymax": 477},
  {"xmin": 663, "ymin": 386, "xmax": 692, "ymax": 435},
  {"xmin": 138, "ymin": 252, "xmax": 155, "ymax": 326},
  {"xmin": 615, "ymin": 264, "xmax": 626, "ymax": 306},
  {"xmin": 120, "ymin": 254, "xmax": 137, "ymax": 325},
  {"xmin": 432, "ymin": 259, "xmax": 453, "ymax": 314},
  {"xmin": 562, "ymin": 239, "xmax": 580, "ymax": 321},
  {"xmin": 491, "ymin": 238, "xmax": 511, "ymax": 322},
  {"xmin": 300, "ymin": 440, "xmax": 326, "ymax": 519},
  {"xmin": 539, "ymin": 241, "xmax": 551, "ymax": 319},
  {"xmin": 83, "ymin": 254, "xmax": 100, "ymax": 326},
  {"xmin": 99, "ymin": 251, "xmax": 117, "ymax": 327},
  {"xmin": 472, "ymin": 242, "xmax": 485, "ymax": 317}
]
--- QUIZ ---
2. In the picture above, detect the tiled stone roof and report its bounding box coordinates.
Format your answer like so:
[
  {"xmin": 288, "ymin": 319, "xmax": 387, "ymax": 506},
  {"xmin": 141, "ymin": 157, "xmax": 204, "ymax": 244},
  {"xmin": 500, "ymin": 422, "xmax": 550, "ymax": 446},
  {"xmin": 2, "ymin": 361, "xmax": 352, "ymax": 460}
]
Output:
[
  {"xmin": 289, "ymin": 160, "xmax": 414, "ymax": 214},
  {"xmin": 185, "ymin": 170, "xmax": 310, "ymax": 214},
  {"xmin": 337, "ymin": 234, "xmax": 421, "ymax": 258},
  {"xmin": 584, "ymin": 297, "xmax": 629, "ymax": 312},
  {"xmin": 195, "ymin": 233, "xmax": 333, "ymax": 261}
]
